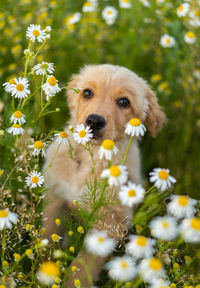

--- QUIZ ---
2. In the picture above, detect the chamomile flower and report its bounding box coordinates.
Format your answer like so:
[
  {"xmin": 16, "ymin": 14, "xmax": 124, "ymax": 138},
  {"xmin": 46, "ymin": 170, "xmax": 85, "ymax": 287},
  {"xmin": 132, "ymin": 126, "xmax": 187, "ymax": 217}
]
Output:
[
  {"xmin": 139, "ymin": 258, "xmax": 165, "ymax": 283},
  {"xmin": 180, "ymin": 217, "xmax": 200, "ymax": 243},
  {"xmin": 106, "ymin": 256, "xmax": 137, "ymax": 282},
  {"xmin": 125, "ymin": 118, "xmax": 146, "ymax": 137},
  {"xmin": 189, "ymin": 10, "xmax": 200, "ymax": 27},
  {"xmin": 160, "ymin": 34, "xmax": 175, "ymax": 48},
  {"xmin": 28, "ymin": 140, "xmax": 46, "ymax": 157},
  {"xmin": 119, "ymin": 0, "xmax": 132, "ymax": 9},
  {"xmin": 0, "ymin": 209, "xmax": 18, "ymax": 230},
  {"xmin": 150, "ymin": 216, "xmax": 179, "ymax": 241},
  {"xmin": 9, "ymin": 77, "xmax": 30, "ymax": 99},
  {"xmin": 126, "ymin": 235, "xmax": 156, "ymax": 259},
  {"xmin": 37, "ymin": 261, "xmax": 60, "ymax": 285},
  {"xmin": 139, "ymin": 0, "xmax": 150, "ymax": 7},
  {"xmin": 54, "ymin": 131, "xmax": 68, "ymax": 144},
  {"xmin": 10, "ymin": 111, "xmax": 26, "ymax": 125},
  {"xmin": 33, "ymin": 62, "xmax": 55, "ymax": 75},
  {"xmin": 84, "ymin": 230, "xmax": 116, "ymax": 256},
  {"xmin": 98, "ymin": 139, "xmax": 118, "ymax": 161},
  {"xmin": 25, "ymin": 170, "xmax": 44, "ymax": 188},
  {"xmin": 42, "ymin": 76, "xmax": 61, "ymax": 100},
  {"xmin": 167, "ymin": 195, "xmax": 197, "ymax": 219},
  {"xmin": 51, "ymin": 234, "xmax": 62, "ymax": 242},
  {"xmin": 149, "ymin": 168, "xmax": 176, "ymax": 191},
  {"xmin": 102, "ymin": 6, "xmax": 118, "ymax": 25},
  {"xmin": 119, "ymin": 182, "xmax": 145, "ymax": 207},
  {"xmin": 177, "ymin": 3, "xmax": 190, "ymax": 17},
  {"xmin": 3, "ymin": 78, "xmax": 16, "ymax": 92},
  {"xmin": 82, "ymin": 1, "xmax": 96, "ymax": 12},
  {"xmin": 67, "ymin": 13, "xmax": 82, "ymax": 25},
  {"xmin": 149, "ymin": 278, "xmax": 170, "ymax": 288},
  {"xmin": 7, "ymin": 124, "xmax": 25, "ymax": 135},
  {"xmin": 26, "ymin": 24, "xmax": 46, "ymax": 42},
  {"xmin": 101, "ymin": 165, "xmax": 128, "ymax": 187},
  {"xmin": 184, "ymin": 31, "xmax": 196, "ymax": 44},
  {"xmin": 73, "ymin": 124, "xmax": 93, "ymax": 145}
]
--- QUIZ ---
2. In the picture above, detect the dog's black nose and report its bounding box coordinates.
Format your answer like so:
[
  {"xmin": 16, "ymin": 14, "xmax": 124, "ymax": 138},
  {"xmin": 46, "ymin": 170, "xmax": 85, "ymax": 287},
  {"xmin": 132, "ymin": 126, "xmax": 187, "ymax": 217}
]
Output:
[{"xmin": 85, "ymin": 114, "xmax": 106, "ymax": 131}]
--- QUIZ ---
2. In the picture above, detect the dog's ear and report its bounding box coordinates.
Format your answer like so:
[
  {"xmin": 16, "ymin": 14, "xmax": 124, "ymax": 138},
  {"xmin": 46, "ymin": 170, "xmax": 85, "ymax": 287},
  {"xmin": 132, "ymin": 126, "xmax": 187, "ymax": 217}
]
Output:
[
  {"xmin": 146, "ymin": 87, "xmax": 166, "ymax": 137},
  {"xmin": 66, "ymin": 74, "xmax": 80, "ymax": 120}
]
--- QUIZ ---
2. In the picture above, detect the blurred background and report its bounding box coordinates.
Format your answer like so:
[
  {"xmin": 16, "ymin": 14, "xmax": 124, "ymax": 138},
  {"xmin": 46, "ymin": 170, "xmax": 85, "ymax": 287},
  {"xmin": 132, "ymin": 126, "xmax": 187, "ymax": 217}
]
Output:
[{"xmin": 0, "ymin": 0, "xmax": 200, "ymax": 198}]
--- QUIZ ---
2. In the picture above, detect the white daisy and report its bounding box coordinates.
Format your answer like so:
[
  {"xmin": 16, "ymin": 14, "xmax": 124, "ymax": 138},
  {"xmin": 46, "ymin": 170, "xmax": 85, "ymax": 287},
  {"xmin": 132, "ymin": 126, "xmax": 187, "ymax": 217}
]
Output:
[
  {"xmin": 3, "ymin": 78, "xmax": 16, "ymax": 92},
  {"xmin": 26, "ymin": 24, "xmax": 46, "ymax": 43},
  {"xmin": 82, "ymin": 1, "xmax": 96, "ymax": 12},
  {"xmin": 37, "ymin": 261, "xmax": 60, "ymax": 285},
  {"xmin": 84, "ymin": 230, "xmax": 116, "ymax": 256},
  {"xmin": 54, "ymin": 131, "xmax": 69, "ymax": 145},
  {"xmin": 139, "ymin": 258, "xmax": 165, "ymax": 283},
  {"xmin": 184, "ymin": 31, "xmax": 196, "ymax": 44},
  {"xmin": 98, "ymin": 139, "xmax": 118, "ymax": 161},
  {"xmin": 160, "ymin": 34, "xmax": 175, "ymax": 48},
  {"xmin": 106, "ymin": 256, "xmax": 137, "ymax": 282},
  {"xmin": 180, "ymin": 217, "xmax": 200, "ymax": 243},
  {"xmin": 45, "ymin": 26, "xmax": 52, "ymax": 32},
  {"xmin": 126, "ymin": 235, "xmax": 156, "ymax": 259},
  {"xmin": 101, "ymin": 165, "xmax": 128, "ymax": 187},
  {"xmin": 67, "ymin": 13, "xmax": 82, "ymax": 25},
  {"xmin": 167, "ymin": 195, "xmax": 197, "ymax": 219},
  {"xmin": 150, "ymin": 216, "xmax": 179, "ymax": 241},
  {"xmin": 10, "ymin": 111, "xmax": 26, "ymax": 125},
  {"xmin": 118, "ymin": 181, "xmax": 145, "ymax": 207},
  {"xmin": 28, "ymin": 140, "xmax": 46, "ymax": 157},
  {"xmin": 119, "ymin": 0, "xmax": 132, "ymax": 9},
  {"xmin": 42, "ymin": 76, "xmax": 61, "ymax": 100},
  {"xmin": 139, "ymin": 0, "xmax": 150, "ymax": 7},
  {"xmin": 102, "ymin": 6, "xmax": 118, "ymax": 25},
  {"xmin": 33, "ymin": 62, "xmax": 55, "ymax": 75},
  {"xmin": 9, "ymin": 77, "xmax": 30, "ymax": 99},
  {"xmin": 25, "ymin": 170, "xmax": 44, "ymax": 188},
  {"xmin": 125, "ymin": 118, "xmax": 146, "ymax": 137},
  {"xmin": 149, "ymin": 278, "xmax": 170, "ymax": 288},
  {"xmin": 0, "ymin": 209, "xmax": 18, "ymax": 230},
  {"xmin": 73, "ymin": 124, "xmax": 93, "ymax": 145},
  {"xmin": 189, "ymin": 10, "xmax": 200, "ymax": 27},
  {"xmin": 177, "ymin": 3, "xmax": 190, "ymax": 17},
  {"xmin": 7, "ymin": 124, "xmax": 25, "ymax": 136},
  {"xmin": 149, "ymin": 168, "xmax": 176, "ymax": 191}
]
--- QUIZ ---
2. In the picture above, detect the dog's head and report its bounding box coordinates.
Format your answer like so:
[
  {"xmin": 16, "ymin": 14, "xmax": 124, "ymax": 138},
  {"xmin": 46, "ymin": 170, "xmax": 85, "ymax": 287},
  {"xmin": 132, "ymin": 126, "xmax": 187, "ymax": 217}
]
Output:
[{"xmin": 67, "ymin": 64, "xmax": 166, "ymax": 142}]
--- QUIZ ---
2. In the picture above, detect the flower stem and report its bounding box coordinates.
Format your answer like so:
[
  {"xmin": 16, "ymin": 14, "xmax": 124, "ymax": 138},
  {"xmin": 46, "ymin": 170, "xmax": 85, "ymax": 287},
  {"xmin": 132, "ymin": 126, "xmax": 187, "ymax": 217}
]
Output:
[
  {"xmin": 1, "ymin": 229, "xmax": 6, "ymax": 270},
  {"xmin": 121, "ymin": 136, "xmax": 133, "ymax": 165}
]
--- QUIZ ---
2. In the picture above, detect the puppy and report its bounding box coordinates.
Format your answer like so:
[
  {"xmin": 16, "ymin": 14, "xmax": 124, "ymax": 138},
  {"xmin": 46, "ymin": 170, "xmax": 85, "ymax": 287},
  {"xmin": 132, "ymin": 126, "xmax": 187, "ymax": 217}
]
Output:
[{"xmin": 43, "ymin": 64, "xmax": 166, "ymax": 287}]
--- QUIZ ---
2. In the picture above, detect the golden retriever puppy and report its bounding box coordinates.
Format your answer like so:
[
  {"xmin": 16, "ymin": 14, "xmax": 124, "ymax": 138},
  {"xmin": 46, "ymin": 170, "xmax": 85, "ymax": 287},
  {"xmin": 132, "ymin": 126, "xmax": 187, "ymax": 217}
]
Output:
[{"xmin": 43, "ymin": 64, "xmax": 166, "ymax": 287}]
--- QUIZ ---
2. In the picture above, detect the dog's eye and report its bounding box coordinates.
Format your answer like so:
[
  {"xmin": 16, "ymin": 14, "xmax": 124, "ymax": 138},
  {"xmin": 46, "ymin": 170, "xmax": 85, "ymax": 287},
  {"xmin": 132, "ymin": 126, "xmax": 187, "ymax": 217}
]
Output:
[
  {"xmin": 117, "ymin": 98, "xmax": 130, "ymax": 108},
  {"xmin": 82, "ymin": 89, "xmax": 93, "ymax": 99}
]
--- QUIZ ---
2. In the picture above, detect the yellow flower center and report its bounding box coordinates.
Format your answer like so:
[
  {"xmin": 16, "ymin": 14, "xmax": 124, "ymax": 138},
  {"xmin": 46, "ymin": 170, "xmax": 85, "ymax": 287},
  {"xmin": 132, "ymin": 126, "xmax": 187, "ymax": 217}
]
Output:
[
  {"xmin": 60, "ymin": 131, "xmax": 68, "ymax": 138},
  {"xmin": 13, "ymin": 124, "xmax": 21, "ymax": 128},
  {"xmin": 158, "ymin": 170, "xmax": 169, "ymax": 180},
  {"xmin": 194, "ymin": 10, "xmax": 199, "ymax": 17},
  {"xmin": 129, "ymin": 118, "xmax": 141, "ymax": 126},
  {"xmin": 40, "ymin": 63, "xmax": 49, "ymax": 69},
  {"xmin": 32, "ymin": 29, "xmax": 40, "ymax": 37},
  {"xmin": 85, "ymin": 2, "xmax": 91, "ymax": 6},
  {"xmin": 149, "ymin": 258, "xmax": 162, "ymax": 271},
  {"xmin": 178, "ymin": 5, "xmax": 183, "ymax": 11},
  {"xmin": 40, "ymin": 261, "xmax": 60, "ymax": 277},
  {"xmin": 190, "ymin": 218, "xmax": 200, "ymax": 230},
  {"xmin": 48, "ymin": 76, "xmax": 57, "ymax": 86},
  {"xmin": 13, "ymin": 111, "xmax": 22, "ymax": 118},
  {"xmin": 34, "ymin": 141, "xmax": 44, "ymax": 149},
  {"xmin": 107, "ymin": 10, "xmax": 112, "ymax": 15},
  {"xmin": 31, "ymin": 176, "xmax": 39, "ymax": 183},
  {"xmin": 121, "ymin": 261, "xmax": 128, "ymax": 268},
  {"xmin": 177, "ymin": 196, "xmax": 188, "ymax": 206},
  {"xmin": 16, "ymin": 83, "xmax": 24, "ymax": 91},
  {"xmin": 110, "ymin": 166, "xmax": 121, "ymax": 177},
  {"xmin": 74, "ymin": 280, "xmax": 81, "ymax": 287},
  {"xmin": 52, "ymin": 234, "xmax": 59, "ymax": 241},
  {"xmin": 9, "ymin": 78, "xmax": 16, "ymax": 85},
  {"xmin": 102, "ymin": 139, "xmax": 115, "ymax": 150},
  {"xmin": 186, "ymin": 32, "xmax": 195, "ymax": 39},
  {"xmin": 137, "ymin": 236, "xmax": 147, "ymax": 246},
  {"xmin": 123, "ymin": 0, "xmax": 129, "ymax": 2},
  {"xmin": 165, "ymin": 38, "xmax": 171, "ymax": 44},
  {"xmin": 79, "ymin": 130, "xmax": 86, "ymax": 138},
  {"xmin": 162, "ymin": 221, "xmax": 169, "ymax": 228},
  {"xmin": 0, "ymin": 210, "xmax": 9, "ymax": 218},
  {"xmin": 98, "ymin": 236, "xmax": 105, "ymax": 243},
  {"xmin": 128, "ymin": 189, "xmax": 136, "ymax": 197}
]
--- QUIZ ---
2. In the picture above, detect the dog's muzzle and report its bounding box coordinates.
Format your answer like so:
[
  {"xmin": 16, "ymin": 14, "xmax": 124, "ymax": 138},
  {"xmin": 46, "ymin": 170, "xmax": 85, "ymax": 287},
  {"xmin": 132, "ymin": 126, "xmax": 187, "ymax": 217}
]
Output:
[{"xmin": 85, "ymin": 114, "xmax": 106, "ymax": 138}]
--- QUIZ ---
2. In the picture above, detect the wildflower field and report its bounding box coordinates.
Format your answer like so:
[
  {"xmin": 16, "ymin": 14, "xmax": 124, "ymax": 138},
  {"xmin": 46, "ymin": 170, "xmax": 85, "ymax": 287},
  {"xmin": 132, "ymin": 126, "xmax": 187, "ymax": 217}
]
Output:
[{"xmin": 0, "ymin": 0, "xmax": 200, "ymax": 287}]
